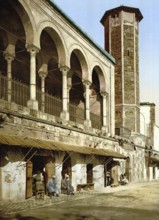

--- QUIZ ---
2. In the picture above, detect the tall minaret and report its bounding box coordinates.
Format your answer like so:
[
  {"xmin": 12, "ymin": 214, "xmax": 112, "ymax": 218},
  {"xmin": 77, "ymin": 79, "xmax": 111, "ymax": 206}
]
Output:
[{"xmin": 100, "ymin": 6, "xmax": 143, "ymax": 135}]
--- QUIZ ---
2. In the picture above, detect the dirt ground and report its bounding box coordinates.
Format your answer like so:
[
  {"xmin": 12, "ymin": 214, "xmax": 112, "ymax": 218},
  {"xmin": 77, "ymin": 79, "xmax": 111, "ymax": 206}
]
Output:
[{"xmin": 2, "ymin": 180, "xmax": 159, "ymax": 220}]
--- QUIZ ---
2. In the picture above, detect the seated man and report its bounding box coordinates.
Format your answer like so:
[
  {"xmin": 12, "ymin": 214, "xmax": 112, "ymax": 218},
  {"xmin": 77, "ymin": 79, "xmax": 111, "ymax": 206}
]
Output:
[
  {"xmin": 61, "ymin": 174, "xmax": 74, "ymax": 195},
  {"xmin": 120, "ymin": 173, "xmax": 129, "ymax": 185},
  {"xmin": 47, "ymin": 175, "xmax": 60, "ymax": 197}
]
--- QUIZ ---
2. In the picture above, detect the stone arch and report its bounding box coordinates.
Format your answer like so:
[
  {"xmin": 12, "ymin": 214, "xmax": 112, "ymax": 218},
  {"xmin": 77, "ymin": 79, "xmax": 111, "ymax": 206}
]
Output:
[
  {"xmin": 90, "ymin": 63, "xmax": 106, "ymax": 92},
  {"xmin": 68, "ymin": 44, "xmax": 89, "ymax": 81},
  {"xmin": 0, "ymin": 0, "xmax": 33, "ymax": 94},
  {"xmin": 7, "ymin": 0, "xmax": 35, "ymax": 46},
  {"xmin": 37, "ymin": 21, "xmax": 67, "ymax": 66}
]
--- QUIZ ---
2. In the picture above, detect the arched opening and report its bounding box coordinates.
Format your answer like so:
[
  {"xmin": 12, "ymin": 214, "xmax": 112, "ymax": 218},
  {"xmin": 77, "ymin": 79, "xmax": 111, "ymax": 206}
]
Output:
[
  {"xmin": 38, "ymin": 28, "xmax": 62, "ymax": 116},
  {"xmin": 0, "ymin": 0, "xmax": 32, "ymax": 106},
  {"xmin": 90, "ymin": 66, "xmax": 105, "ymax": 129},
  {"xmin": 69, "ymin": 51, "xmax": 85, "ymax": 124}
]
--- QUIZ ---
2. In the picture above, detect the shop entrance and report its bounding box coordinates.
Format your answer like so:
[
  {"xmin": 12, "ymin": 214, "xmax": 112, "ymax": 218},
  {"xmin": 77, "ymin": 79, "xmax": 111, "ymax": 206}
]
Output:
[
  {"xmin": 104, "ymin": 157, "xmax": 113, "ymax": 187},
  {"xmin": 62, "ymin": 153, "xmax": 72, "ymax": 179},
  {"xmin": 87, "ymin": 163, "xmax": 93, "ymax": 183},
  {"xmin": 26, "ymin": 155, "xmax": 55, "ymax": 198}
]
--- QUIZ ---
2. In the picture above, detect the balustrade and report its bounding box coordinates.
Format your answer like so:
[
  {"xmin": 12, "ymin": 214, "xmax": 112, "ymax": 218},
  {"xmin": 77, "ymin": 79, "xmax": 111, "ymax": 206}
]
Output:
[{"xmin": 0, "ymin": 74, "xmax": 102, "ymax": 129}]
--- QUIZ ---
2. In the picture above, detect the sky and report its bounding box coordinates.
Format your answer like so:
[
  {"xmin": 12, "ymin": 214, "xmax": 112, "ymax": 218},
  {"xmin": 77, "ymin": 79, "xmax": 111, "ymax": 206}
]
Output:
[{"xmin": 53, "ymin": 0, "xmax": 159, "ymax": 125}]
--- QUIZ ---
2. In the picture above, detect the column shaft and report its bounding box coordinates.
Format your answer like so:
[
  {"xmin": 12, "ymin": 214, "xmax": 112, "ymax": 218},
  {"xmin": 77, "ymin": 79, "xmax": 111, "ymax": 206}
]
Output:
[
  {"xmin": 60, "ymin": 66, "xmax": 69, "ymax": 122},
  {"xmin": 4, "ymin": 53, "xmax": 14, "ymax": 102},
  {"xmin": 27, "ymin": 45, "xmax": 39, "ymax": 110}
]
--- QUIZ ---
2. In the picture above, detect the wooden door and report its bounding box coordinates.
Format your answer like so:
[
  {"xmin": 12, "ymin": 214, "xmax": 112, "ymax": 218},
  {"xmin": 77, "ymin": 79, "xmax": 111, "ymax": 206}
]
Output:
[
  {"xmin": 45, "ymin": 157, "xmax": 55, "ymax": 184},
  {"xmin": 26, "ymin": 161, "xmax": 33, "ymax": 199}
]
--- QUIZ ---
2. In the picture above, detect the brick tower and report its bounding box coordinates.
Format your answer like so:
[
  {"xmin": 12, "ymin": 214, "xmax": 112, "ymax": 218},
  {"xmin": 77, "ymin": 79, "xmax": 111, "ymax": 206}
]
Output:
[{"xmin": 101, "ymin": 6, "xmax": 143, "ymax": 135}]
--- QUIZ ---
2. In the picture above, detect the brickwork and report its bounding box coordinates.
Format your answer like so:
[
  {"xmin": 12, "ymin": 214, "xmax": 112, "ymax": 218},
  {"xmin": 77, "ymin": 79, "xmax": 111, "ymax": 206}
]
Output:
[
  {"xmin": 101, "ymin": 7, "xmax": 142, "ymax": 134},
  {"xmin": 111, "ymin": 25, "xmax": 122, "ymax": 104},
  {"xmin": 124, "ymin": 25, "xmax": 135, "ymax": 104}
]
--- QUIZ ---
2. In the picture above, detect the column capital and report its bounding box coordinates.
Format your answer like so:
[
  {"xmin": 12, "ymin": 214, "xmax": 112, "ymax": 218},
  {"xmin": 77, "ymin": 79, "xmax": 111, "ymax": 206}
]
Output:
[
  {"xmin": 38, "ymin": 71, "xmax": 48, "ymax": 79},
  {"xmin": 4, "ymin": 52, "xmax": 15, "ymax": 62},
  {"xmin": 27, "ymin": 44, "xmax": 39, "ymax": 55},
  {"xmin": 100, "ymin": 91, "xmax": 108, "ymax": 97},
  {"xmin": 83, "ymin": 80, "xmax": 91, "ymax": 87},
  {"xmin": 59, "ymin": 65, "xmax": 70, "ymax": 73}
]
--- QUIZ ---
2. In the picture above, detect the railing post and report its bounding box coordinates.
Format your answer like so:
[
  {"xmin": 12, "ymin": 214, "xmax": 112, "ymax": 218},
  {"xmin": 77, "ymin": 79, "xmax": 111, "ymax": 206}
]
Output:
[
  {"xmin": 27, "ymin": 44, "xmax": 39, "ymax": 110},
  {"xmin": 60, "ymin": 65, "xmax": 69, "ymax": 122},
  {"xmin": 83, "ymin": 80, "xmax": 91, "ymax": 128},
  {"xmin": 4, "ymin": 52, "xmax": 15, "ymax": 102}
]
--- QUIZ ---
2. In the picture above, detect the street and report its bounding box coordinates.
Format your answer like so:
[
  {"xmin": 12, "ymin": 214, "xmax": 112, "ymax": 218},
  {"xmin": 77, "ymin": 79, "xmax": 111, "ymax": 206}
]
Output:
[{"xmin": 5, "ymin": 180, "xmax": 159, "ymax": 220}]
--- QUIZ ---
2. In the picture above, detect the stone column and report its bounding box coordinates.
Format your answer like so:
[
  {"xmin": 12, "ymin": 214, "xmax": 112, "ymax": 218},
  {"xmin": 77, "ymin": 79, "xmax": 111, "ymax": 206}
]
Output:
[
  {"xmin": 38, "ymin": 70, "xmax": 47, "ymax": 113},
  {"xmin": 83, "ymin": 80, "xmax": 91, "ymax": 128},
  {"xmin": 4, "ymin": 53, "xmax": 14, "ymax": 102},
  {"xmin": 101, "ymin": 91, "xmax": 108, "ymax": 132},
  {"xmin": 27, "ymin": 45, "xmax": 39, "ymax": 110},
  {"xmin": 60, "ymin": 66, "xmax": 69, "ymax": 122}
]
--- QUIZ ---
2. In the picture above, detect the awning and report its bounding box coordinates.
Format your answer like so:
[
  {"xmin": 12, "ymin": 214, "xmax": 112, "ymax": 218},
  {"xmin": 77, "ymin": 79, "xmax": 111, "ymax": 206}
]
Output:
[
  {"xmin": 0, "ymin": 133, "xmax": 126, "ymax": 159},
  {"xmin": 145, "ymin": 157, "xmax": 159, "ymax": 163}
]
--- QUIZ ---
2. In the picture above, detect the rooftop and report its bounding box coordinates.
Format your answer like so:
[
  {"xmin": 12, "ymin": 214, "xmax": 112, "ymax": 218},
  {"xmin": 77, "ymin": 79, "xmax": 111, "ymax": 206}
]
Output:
[
  {"xmin": 140, "ymin": 102, "xmax": 156, "ymax": 106},
  {"xmin": 100, "ymin": 5, "xmax": 143, "ymax": 25},
  {"xmin": 45, "ymin": 0, "xmax": 115, "ymax": 64}
]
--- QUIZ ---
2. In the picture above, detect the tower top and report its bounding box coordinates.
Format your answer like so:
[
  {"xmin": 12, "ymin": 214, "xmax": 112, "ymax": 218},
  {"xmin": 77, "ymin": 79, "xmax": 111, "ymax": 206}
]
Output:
[{"xmin": 100, "ymin": 5, "xmax": 143, "ymax": 25}]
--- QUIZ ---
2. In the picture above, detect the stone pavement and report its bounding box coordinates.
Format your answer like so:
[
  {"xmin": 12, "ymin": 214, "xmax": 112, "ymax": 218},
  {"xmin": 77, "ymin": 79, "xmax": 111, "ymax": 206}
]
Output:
[{"xmin": 0, "ymin": 180, "xmax": 157, "ymax": 216}]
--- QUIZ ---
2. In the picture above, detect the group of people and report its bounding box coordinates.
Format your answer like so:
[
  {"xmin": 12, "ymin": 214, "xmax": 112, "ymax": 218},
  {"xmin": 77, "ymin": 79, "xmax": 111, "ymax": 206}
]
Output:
[{"xmin": 47, "ymin": 173, "xmax": 74, "ymax": 197}]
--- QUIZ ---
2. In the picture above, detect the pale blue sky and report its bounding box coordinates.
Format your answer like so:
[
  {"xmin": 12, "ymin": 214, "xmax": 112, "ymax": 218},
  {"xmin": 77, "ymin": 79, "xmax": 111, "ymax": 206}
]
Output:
[{"xmin": 53, "ymin": 0, "xmax": 159, "ymax": 125}]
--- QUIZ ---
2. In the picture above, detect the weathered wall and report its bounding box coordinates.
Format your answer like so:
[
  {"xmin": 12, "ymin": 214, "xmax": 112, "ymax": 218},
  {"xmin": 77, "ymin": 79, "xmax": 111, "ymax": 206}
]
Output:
[{"xmin": 2, "ymin": 161, "xmax": 26, "ymax": 201}]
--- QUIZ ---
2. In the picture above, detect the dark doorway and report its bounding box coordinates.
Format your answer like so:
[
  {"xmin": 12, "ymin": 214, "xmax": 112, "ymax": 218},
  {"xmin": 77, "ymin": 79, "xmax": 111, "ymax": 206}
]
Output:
[
  {"xmin": 87, "ymin": 164, "xmax": 93, "ymax": 183},
  {"xmin": 62, "ymin": 153, "xmax": 72, "ymax": 179}
]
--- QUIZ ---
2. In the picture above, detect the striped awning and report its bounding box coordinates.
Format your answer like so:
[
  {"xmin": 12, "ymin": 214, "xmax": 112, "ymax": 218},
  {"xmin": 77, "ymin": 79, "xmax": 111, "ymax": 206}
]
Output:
[{"xmin": 0, "ymin": 133, "xmax": 126, "ymax": 159}]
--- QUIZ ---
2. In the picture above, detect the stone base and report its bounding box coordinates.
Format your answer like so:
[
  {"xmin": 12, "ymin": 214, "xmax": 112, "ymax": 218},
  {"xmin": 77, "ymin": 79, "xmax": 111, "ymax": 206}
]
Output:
[
  {"xmin": 27, "ymin": 100, "xmax": 38, "ymax": 110},
  {"xmin": 84, "ymin": 119, "xmax": 91, "ymax": 129},
  {"xmin": 60, "ymin": 111, "xmax": 69, "ymax": 124},
  {"xmin": 101, "ymin": 126, "xmax": 108, "ymax": 132}
]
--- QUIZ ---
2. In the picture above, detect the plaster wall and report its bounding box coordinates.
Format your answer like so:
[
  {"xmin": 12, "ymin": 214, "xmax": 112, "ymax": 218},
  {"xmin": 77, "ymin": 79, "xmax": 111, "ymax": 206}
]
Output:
[
  {"xmin": 156, "ymin": 168, "xmax": 159, "ymax": 179},
  {"xmin": 2, "ymin": 161, "xmax": 26, "ymax": 201},
  {"xmin": 93, "ymin": 165, "xmax": 104, "ymax": 188},
  {"xmin": 72, "ymin": 163, "xmax": 86, "ymax": 189},
  {"xmin": 140, "ymin": 106, "xmax": 151, "ymax": 136},
  {"xmin": 149, "ymin": 167, "xmax": 153, "ymax": 181}
]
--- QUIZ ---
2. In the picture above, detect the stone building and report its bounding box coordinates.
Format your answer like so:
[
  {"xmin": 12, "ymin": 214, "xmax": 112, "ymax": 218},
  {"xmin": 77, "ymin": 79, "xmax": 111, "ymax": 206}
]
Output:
[
  {"xmin": 140, "ymin": 102, "xmax": 159, "ymax": 180},
  {"xmin": 0, "ymin": 0, "xmax": 157, "ymax": 201}
]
